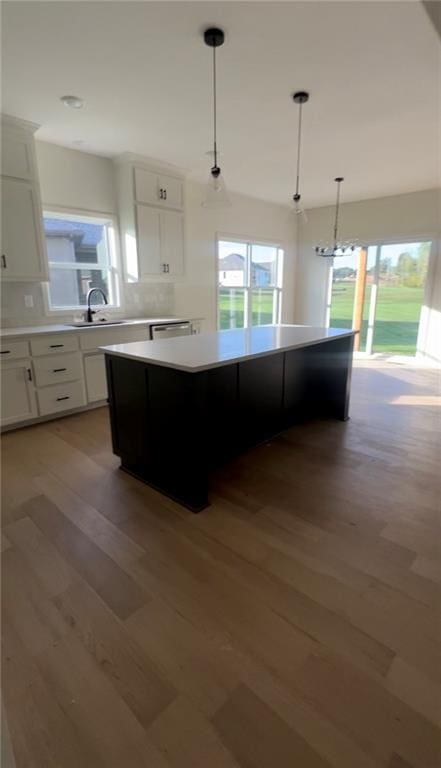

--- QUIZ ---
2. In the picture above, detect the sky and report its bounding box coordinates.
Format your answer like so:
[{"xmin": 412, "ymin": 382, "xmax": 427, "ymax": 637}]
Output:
[{"xmin": 218, "ymin": 240, "xmax": 279, "ymax": 265}]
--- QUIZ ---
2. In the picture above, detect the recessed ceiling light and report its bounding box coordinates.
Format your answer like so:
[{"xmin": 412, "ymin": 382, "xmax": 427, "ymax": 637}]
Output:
[{"xmin": 60, "ymin": 95, "xmax": 84, "ymax": 109}]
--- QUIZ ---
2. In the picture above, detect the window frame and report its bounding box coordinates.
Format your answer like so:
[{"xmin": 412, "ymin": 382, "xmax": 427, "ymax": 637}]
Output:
[
  {"xmin": 216, "ymin": 233, "xmax": 284, "ymax": 330},
  {"xmin": 42, "ymin": 206, "xmax": 123, "ymax": 316}
]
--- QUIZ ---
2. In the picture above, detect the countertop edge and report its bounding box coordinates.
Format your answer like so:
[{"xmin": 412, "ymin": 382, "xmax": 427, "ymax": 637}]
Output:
[
  {"xmin": 0, "ymin": 317, "xmax": 202, "ymax": 340},
  {"xmin": 101, "ymin": 330, "xmax": 357, "ymax": 373}
]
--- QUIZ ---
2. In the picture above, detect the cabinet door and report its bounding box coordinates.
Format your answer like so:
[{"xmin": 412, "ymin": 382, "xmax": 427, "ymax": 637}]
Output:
[
  {"xmin": 160, "ymin": 210, "xmax": 184, "ymax": 276},
  {"xmin": 158, "ymin": 174, "xmax": 183, "ymax": 210},
  {"xmin": 136, "ymin": 205, "xmax": 161, "ymax": 276},
  {"xmin": 1, "ymin": 178, "xmax": 47, "ymax": 280},
  {"xmin": 84, "ymin": 353, "xmax": 108, "ymax": 402},
  {"xmin": 134, "ymin": 168, "xmax": 160, "ymax": 205},
  {"xmin": 1, "ymin": 132, "xmax": 33, "ymax": 180},
  {"xmin": 1, "ymin": 361, "xmax": 37, "ymax": 427}
]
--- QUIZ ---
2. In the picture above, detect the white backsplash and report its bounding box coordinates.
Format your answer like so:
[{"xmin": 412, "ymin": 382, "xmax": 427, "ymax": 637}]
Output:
[{"xmin": 1, "ymin": 280, "xmax": 175, "ymax": 328}]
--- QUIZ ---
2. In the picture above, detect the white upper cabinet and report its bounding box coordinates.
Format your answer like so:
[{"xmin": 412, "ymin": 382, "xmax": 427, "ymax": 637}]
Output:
[
  {"xmin": 157, "ymin": 174, "xmax": 183, "ymax": 210},
  {"xmin": 136, "ymin": 206, "xmax": 184, "ymax": 277},
  {"xmin": 1, "ymin": 115, "xmax": 48, "ymax": 282},
  {"xmin": 1, "ymin": 178, "xmax": 48, "ymax": 280},
  {"xmin": 1, "ymin": 131, "xmax": 33, "ymax": 180},
  {"xmin": 160, "ymin": 210, "xmax": 184, "ymax": 276},
  {"xmin": 136, "ymin": 205, "xmax": 161, "ymax": 276},
  {"xmin": 116, "ymin": 155, "xmax": 186, "ymax": 281},
  {"xmin": 134, "ymin": 167, "xmax": 183, "ymax": 210}
]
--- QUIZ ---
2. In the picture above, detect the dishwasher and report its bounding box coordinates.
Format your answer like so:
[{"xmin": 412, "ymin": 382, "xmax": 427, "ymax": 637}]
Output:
[{"xmin": 150, "ymin": 321, "xmax": 193, "ymax": 340}]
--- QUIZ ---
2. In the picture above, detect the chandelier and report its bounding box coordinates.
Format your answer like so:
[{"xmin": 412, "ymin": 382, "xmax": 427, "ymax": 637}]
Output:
[{"xmin": 315, "ymin": 177, "xmax": 357, "ymax": 257}]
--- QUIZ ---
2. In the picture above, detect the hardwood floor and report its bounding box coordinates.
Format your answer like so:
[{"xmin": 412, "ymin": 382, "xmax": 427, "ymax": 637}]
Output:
[{"xmin": 1, "ymin": 361, "xmax": 440, "ymax": 768}]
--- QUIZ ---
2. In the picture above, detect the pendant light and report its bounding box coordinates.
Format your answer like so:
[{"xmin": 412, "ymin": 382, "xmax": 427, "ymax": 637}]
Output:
[
  {"xmin": 202, "ymin": 27, "xmax": 231, "ymax": 208},
  {"xmin": 292, "ymin": 91, "xmax": 309, "ymax": 222},
  {"xmin": 315, "ymin": 177, "xmax": 357, "ymax": 257}
]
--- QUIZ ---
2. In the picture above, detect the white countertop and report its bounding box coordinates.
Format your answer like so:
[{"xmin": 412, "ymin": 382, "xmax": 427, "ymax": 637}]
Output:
[
  {"xmin": 0, "ymin": 317, "xmax": 196, "ymax": 339},
  {"xmin": 101, "ymin": 325, "xmax": 356, "ymax": 373}
]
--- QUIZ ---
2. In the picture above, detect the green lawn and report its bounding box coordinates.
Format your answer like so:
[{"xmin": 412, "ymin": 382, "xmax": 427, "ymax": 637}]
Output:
[
  {"xmin": 219, "ymin": 284, "xmax": 424, "ymax": 355},
  {"xmin": 330, "ymin": 283, "xmax": 424, "ymax": 355},
  {"xmin": 219, "ymin": 289, "xmax": 274, "ymax": 329}
]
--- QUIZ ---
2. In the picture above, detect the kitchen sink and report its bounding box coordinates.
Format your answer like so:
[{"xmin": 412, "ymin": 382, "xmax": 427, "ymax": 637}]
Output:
[{"xmin": 65, "ymin": 320, "xmax": 127, "ymax": 328}]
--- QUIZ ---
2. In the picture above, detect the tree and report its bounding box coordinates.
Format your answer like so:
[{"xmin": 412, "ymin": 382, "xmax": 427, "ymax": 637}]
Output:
[
  {"xmin": 416, "ymin": 242, "xmax": 430, "ymax": 286},
  {"xmin": 396, "ymin": 252, "xmax": 418, "ymax": 287},
  {"xmin": 379, "ymin": 256, "xmax": 393, "ymax": 278}
]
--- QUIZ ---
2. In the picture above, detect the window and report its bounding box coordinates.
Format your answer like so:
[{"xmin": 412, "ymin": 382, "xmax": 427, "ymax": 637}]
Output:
[
  {"xmin": 43, "ymin": 211, "xmax": 120, "ymax": 311},
  {"xmin": 217, "ymin": 238, "xmax": 283, "ymax": 330}
]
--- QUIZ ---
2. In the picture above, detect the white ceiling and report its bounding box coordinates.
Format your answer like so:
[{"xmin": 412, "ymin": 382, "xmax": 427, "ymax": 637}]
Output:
[{"xmin": 2, "ymin": 1, "xmax": 439, "ymax": 208}]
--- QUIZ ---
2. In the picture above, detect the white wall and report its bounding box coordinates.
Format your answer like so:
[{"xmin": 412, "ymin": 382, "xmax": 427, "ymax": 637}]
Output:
[
  {"xmin": 175, "ymin": 180, "xmax": 297, "ymax": 331},
  {"xmin": 36, "ymin": 141, "xmax": 117, "ymax": 214},
  {"xmin": 296, "ymin": 188, "xmax": 441, "ymax": 360}
]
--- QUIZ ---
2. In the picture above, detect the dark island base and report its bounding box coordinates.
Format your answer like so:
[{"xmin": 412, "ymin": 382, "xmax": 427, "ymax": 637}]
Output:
[{"xmin": 105, "ymin": 335, "xmax": 354, "ymax": 512}]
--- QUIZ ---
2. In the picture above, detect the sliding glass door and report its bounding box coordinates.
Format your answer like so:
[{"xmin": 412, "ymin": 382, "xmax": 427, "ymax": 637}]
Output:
[{"xmin": 328, "ymin": 241, "xmax": 431, "ymax": 356}]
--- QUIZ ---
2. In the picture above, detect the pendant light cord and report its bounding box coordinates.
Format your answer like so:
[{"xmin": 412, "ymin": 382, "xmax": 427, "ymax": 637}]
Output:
[
  {"xmin": 333, "ymin": 180, "xmax": 341, "ymax": 250},
  {"xmin": 295, "ymin": 102, "xmax": 303, "ymax": 197},
  {"xmin": 212, "ymin": 44, "xmax": 218, "ymax": 169}
]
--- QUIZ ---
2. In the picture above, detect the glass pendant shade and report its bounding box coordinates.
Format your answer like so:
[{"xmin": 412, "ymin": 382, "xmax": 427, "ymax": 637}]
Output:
[{"xmin": 202, "ymin": 169, "xmax": 231, "ymax": 208}]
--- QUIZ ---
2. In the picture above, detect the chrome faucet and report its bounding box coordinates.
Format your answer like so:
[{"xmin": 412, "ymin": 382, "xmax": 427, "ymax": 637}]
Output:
[{"xmin": 85, "ymin": 287, "xmax": 108, "ymax": 323}]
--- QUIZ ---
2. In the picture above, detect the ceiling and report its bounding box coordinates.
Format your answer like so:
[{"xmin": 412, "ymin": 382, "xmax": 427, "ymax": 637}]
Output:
[{"xmin": 2, "ymin": 1, "xmax": 439, "ymax": 208}]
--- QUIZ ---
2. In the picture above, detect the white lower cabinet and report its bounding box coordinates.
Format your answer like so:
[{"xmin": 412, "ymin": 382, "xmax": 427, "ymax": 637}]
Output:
[
  {"xmin": 33, "ymin": 352, "xmax": 83, "ymax": 388},
  {"xmin": 37, "ymin": 380, "xmax": 86, "ymax": 416},
  {"xmin": 84, "ymin": 353, "xmax": 108, "ymax": 403},
  {"xmin": 0, "ymin": 322, "xmax": 193, "ymax": 429},
  {"xmin": 0, "ymin": 360, "xmax": 37, "ymax": 427}
]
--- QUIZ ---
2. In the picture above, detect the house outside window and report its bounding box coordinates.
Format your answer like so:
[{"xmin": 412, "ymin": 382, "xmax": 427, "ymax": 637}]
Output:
[
  {"xmin": 217, "ymin": 238, "xmax": 283, "ymax": 330},
  {"xmin": 43, "ymin": 211, "xmax": 120, "ymax": 311}
]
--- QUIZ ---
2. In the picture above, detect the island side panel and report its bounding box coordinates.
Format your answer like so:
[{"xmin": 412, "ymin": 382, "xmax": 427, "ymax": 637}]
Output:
[
  {"xmin": 238, "ymin": 352, "xmax": 285, "ymax": 448},
  {"xmin": 144, "ymin": 364, "xmax": 209, "ymax": 511},
  {"xmin": 105, "ymin": 355, "xmax": 209, "ymax": 511},
  {"xmin": 105, "ymin": 355, "xmax": 148, "ymax": 460},
  {"xmin": 303, "ymin": 335, "xmax": 355, "ymax": 421},
  {"xmin": 283, "ymin": 347, "xmax": 308, "ymax": 424},
  {"xmin": 206, "ymin": 363, "xmax": 240, "ymax": 466}
]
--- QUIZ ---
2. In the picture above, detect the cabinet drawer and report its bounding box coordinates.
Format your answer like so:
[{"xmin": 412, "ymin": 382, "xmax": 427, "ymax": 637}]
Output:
[
  {"xmin": 37, "ymin": 380, "xmax": 86, "ymax": 416},
  {"xmin": 0, "ymin": 340, "xmax": 30, "ymax": 360},
  {"xmin": 33, "ymin": 352, "xmax": 83, "ymax": 388},
  {"xmin": 31, "ymin": 335, "xmax": 79, "ymax": 357},
  {"xmin": 80, "ymin": 327, "xmax": 150, "ymax": 350}
]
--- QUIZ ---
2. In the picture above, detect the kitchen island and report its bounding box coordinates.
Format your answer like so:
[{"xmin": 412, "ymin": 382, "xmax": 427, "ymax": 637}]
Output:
[{"xmin": 102, "ymin": 325, "xmax": 356, "ymax": 511}]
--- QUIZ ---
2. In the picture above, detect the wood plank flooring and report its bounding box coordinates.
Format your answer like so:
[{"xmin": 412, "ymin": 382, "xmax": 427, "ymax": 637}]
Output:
[{"xmin": 1, "ymin": 361, "xmax": 440, "ymax": 768}]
